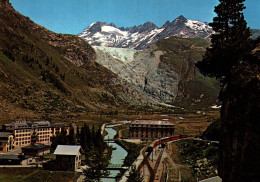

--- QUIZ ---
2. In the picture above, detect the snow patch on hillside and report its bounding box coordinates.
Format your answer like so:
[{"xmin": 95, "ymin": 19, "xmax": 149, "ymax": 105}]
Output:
[
  {"xmin": 185, "ymin": 20, "xmax": 210, "ymax": 31},
  {"xmin": 101, "ymin": 25, "xmax": 128, "ymax": 36}
]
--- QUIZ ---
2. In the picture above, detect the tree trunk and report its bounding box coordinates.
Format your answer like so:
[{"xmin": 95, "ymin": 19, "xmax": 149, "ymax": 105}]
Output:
[{"xmin": 219, "ymin": 81, "xmax": 260, "ymax": 182}]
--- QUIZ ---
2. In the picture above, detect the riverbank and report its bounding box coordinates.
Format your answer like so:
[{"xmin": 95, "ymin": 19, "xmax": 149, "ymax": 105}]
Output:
[
  {"xmin": 103, "ymin": 125, "xmax": 128, "ymax": 182},
  {"xmin": 114, "ymin": 139, "xmax": 142, "ymax": 167}
]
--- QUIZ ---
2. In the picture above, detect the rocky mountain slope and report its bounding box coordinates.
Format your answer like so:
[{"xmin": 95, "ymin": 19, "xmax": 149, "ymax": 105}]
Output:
[
  {"xmin": 91, "ymin": 37, "xmax": 220, "ymax": 109},
  {"xmin": 78, "ymin": 16, "xmax": 213, "ymax": 49},
  {"xmin": 0, "ymin": 0, "xmax": 157, "ymax": 122}
]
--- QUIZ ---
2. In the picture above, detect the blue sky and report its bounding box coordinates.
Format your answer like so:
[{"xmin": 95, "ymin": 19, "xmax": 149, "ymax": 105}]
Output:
[{"xmin": 10, "ymin": 0, "xmax": 260, "ymax": 34}]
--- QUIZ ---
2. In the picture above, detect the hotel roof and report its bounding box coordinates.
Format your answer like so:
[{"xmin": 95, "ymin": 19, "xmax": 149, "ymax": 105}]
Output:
[
  {"xmin": 131, "ymin": 120, "xmax": 174, "ymax": 126},
  {"xmin": 3, "ymin": 121, "xmax": 69, "ymax": 130}
]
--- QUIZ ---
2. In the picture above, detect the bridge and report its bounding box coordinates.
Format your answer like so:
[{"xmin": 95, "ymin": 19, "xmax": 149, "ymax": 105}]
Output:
[
  {"xmin": 104, "ymin": 139, "xmax": 116, "ymax": 142},
  {"xmin": 106, "ymin": 164, "xmax": 129, "ymax": 170}
]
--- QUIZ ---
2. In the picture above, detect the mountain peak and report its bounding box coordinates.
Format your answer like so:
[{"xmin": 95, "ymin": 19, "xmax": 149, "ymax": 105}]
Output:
[
  {"xmin": 172, "ymin": 15, "xmax": 188, "ymax": 24},
  {"xmin": 162, "ymin": 20, "xmax": 171, "ymax": 28},
  {"xmin": 138, "ymin": 21, "xmax": 158, "ymax": 33},
  {"xmin": 79, "ymin": 16, "xmax": 214, "ymax": 49},
  {"xmin": 142, "ymin": 21, "xmax": 157, "ymax": 27},
  {"xmin": 176, "ymin": 15, "xmax": 187, "ymax": 21},
  {"xmin": 108, "ymin": 23, "xmax": 116, "ymax": 27},
  {"xmin": 82, "ymin": 22, "xmax": 107, "ymax": 34},
  {"xmin": 167, "ymin": 15, "xmax": 188, "ymax": 28}
]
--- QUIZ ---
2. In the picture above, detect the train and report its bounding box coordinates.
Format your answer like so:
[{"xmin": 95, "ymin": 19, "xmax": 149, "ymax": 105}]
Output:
[{"xmin": 152, "ymin": 134, "xmax": 188, "ymax": 150}]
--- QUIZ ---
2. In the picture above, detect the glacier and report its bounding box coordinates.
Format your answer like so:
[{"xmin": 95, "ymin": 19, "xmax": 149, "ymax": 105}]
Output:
[{"xmin": 93, "ymin": 46, "xmax": 138, "ymax": 62}]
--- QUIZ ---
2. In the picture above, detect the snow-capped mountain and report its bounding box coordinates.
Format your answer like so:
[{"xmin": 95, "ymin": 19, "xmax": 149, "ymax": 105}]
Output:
[{"xmin": 78, "ymin": 15, "xmax": 213, "ymax": 49}]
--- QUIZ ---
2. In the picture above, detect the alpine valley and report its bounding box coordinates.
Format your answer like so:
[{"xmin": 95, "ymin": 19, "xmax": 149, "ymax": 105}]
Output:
[{"xmin": 0, "ymin": 0, "xmax": 224, "ymax": 122}]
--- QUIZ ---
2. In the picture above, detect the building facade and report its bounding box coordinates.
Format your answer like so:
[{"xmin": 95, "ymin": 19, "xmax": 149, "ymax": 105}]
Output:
[
  {"xmin": 53, "ymin": 145, "xmax": 82, "ymax": 171},
  {"xmin": 0, "ymin": 132, "xmax": 14, "ymax": 152},
  {"xmin": 51, "ymin": 123, "xmax": 69, "ymax": 137},
  {"xmin": 129, "ymin": 120, "xmax": 175, "ymax": 139},
  {"xmin": 2, "ymin": 121, "xmax": 69, "ymax": 149}
]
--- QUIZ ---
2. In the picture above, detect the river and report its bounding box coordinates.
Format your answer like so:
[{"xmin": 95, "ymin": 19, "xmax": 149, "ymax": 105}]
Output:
[{"xmin": 101, "ymin": 124, "xmax": 128, "ymax": 182}]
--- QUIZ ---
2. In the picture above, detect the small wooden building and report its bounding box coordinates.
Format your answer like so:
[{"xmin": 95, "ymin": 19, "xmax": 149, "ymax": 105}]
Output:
[
  {"xmin": 22, "ymin": 143, "xmax": 50, "ymax": 157},
  {"xmin": 54, "ymin": 145, "xmax": 82, "ymax": 171}
]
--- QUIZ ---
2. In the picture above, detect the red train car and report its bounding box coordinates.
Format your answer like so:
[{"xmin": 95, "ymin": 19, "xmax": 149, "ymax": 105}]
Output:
[{"xmin": 152, "ymin": 134, "xmax": 188, "ymax": 149}]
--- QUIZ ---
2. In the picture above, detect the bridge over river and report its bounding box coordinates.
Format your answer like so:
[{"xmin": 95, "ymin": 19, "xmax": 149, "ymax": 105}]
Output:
[
  {"xmin": 106, "ymin": 164, "xmax": 129, "ymax": 170},
  {"xmin": 101, "ymin": 124, "xmax": 128, "ymax": 182}
]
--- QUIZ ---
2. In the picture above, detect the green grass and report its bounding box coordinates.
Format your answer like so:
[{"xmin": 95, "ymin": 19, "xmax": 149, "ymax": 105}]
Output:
[
  {"xmin": 0, "ymin": 168, "xmax": 79, "ymax": 182},
  {"xmin": 189, "ymin": 38, "xmax": 211, "ymax": 47},
  {"xmin": 43, "ymin": 153, "xmax": 56, "ymax": 160}
]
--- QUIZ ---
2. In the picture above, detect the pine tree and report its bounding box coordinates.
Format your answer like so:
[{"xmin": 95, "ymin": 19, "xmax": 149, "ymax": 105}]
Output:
[
  {"xmin": 85, "ymin": 124, "xmax": 93, "ymax": 150},
  {"xmin": 94, "ymin": 127, "xmax": 105, "ymax": 153},
  {"xmin": 196, "ymin": 1, "xmax": 260, "ymax": 181},
  {"xmin": 91, "ymin": 125, "xmax": 96, "ymax": 143},
  {"xmin": 127, "ymin": 165, "xmax": 143, "ymax": 182},
  {"xmin": 83, "ymin": 150, "xmax": 109, "ymax": 182},
  {"xmin": 51, "ymin": 130, "xmax": 68, "ymax": 151},
  {"xmin": 68, "ymin": 127, "xmax": 76, "ymax": 145},
  {"xmin": 196, "ymin": 0, "xmax": 253, "ymax": 85},
  {"xmin": 80, "ymin": 124, "xmax": 87, "ymax": 150},
  {"xmin": 76, "ymin": 126, "xmax": 80, "ymax": 142}
]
